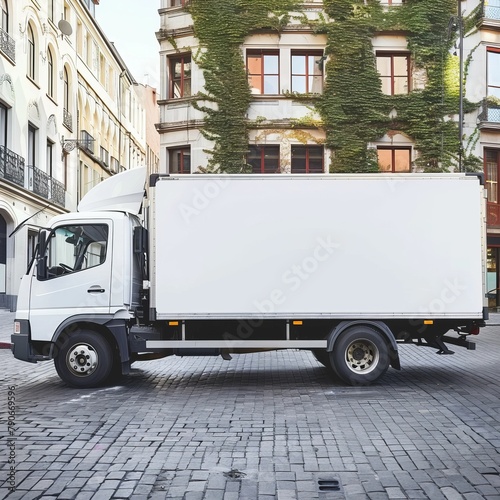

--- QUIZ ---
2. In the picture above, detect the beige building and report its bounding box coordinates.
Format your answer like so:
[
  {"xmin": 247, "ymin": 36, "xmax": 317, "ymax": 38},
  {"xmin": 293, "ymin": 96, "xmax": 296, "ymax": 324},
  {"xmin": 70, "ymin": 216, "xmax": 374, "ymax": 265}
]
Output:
[{"xmin": 0, "ymin": 0, "xmax": 158, "ymax": 309}]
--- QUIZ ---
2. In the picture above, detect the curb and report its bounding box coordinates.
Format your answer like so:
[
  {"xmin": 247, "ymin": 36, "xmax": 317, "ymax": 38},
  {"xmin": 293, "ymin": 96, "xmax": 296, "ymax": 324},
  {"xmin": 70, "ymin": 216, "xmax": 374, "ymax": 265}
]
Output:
[{"xmin": 0, "ymin": 342, "xmax": 12, "ymax": 349}]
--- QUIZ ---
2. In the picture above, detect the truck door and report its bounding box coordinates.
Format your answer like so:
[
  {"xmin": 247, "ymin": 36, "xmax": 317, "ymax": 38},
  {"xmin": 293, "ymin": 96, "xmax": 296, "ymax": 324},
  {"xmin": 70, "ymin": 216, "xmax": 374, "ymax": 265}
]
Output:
[{"xmin": 28, "ymin": 222, "xmax": 112, "ymax": 342}]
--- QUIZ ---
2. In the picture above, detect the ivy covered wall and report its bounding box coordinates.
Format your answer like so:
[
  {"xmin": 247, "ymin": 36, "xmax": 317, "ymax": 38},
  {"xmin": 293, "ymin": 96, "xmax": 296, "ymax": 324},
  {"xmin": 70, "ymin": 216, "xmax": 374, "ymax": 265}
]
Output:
[{"xmin": 184, "ymin": 0, "xmax": 473, "ymax": 173}]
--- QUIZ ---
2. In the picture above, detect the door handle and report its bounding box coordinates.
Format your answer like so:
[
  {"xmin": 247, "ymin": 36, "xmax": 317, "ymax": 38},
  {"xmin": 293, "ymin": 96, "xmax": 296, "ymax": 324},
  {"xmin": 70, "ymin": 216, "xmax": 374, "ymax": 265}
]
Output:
[{"xmin": 87, "ymin": 285, "xmax": 105, "ymax": 294}]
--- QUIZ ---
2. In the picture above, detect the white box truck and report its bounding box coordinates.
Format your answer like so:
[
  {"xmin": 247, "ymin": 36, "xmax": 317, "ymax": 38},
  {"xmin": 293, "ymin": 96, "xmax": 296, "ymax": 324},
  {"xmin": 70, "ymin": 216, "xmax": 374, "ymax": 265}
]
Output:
[{"xmin": 11, "ymin": 169, "xmax": 487, "ymax": 387}]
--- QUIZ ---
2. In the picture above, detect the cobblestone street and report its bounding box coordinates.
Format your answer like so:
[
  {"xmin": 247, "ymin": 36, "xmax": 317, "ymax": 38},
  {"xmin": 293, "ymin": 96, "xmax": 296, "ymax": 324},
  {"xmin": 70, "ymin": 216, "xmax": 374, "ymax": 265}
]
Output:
[{"xmin": 1, "ymin": 309, "xmax": 499, "ymax": 499}]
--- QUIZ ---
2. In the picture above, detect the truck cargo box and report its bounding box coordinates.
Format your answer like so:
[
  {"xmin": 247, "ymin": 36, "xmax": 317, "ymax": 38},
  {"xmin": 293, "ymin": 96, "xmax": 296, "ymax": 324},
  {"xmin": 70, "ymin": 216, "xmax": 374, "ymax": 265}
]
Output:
[{"xmin": 150, "ymin": 174, "xmax": 486, "ymax": 320}]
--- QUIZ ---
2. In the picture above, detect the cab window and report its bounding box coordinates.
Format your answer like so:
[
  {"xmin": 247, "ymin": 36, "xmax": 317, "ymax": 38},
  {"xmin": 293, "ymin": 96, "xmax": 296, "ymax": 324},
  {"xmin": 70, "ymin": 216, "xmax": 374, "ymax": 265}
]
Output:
[{"xmin": 45, "ymin": 224, "xmax": 108, "ymax": 278}]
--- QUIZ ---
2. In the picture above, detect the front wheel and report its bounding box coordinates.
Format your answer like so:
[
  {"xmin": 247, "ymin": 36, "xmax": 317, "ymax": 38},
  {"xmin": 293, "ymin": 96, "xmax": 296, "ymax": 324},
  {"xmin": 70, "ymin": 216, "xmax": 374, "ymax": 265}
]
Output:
[
  {"xmin": 54, "ymin": 330, "xmax": 113, "ymax": 388},
  {"xmin": 330, "ymin": 326, "xmax": 390, "ymax": 386}
]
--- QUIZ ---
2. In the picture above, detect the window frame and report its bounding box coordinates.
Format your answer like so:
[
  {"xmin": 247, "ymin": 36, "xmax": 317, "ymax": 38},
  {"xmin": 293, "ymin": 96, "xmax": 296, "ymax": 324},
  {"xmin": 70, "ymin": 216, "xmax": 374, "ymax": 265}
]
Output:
[
  {"xmin": 291, "ymin": 50, "xmax": 324, "ymax": 94},
  {"xmin": 63, "ymin": 67, "xmax": 70, "ymax": 110},
  {"xmin": 247, "ymin": 50, "xmax": 280, "ymax": 96},
  {"xmin": 0, "ymin": 102, "xmax": 7, "ymax": 148},
  {"xmin": 291, "ymin": 145, "xmax": 324, "ymax": 173},
  {"xmin": 487, "ymin": 47, "xmax": 500, "ymax": 99},
  {"xmin": 1, "ymin": 0, "xmax": 8, "ymax": 33},
  {"xmin": 168, "ymin": 54, "xmax": 191, "ymax": 99},
  {"xmin": 377, "ymin": 146, "xmax": 412, "ymax": 173},
  {"xmin": 27, "ymin": 23, "xmax": 36, "ymax": 81},
  {"xmin": 168, "ymin": 146, "xmax": 191, "ymax": 174},
  {"xmin": 485, "ymin": 148, "xmax": 500, "ymax": 204},
  {"xmin": 247, "ymin": 145, "xmax": 280, "ymax": 174},
  {"xmin": 28, "ymin": 122, "xmax": 37, "ymax": 167},
  {"xmin": 47, "ymin": 47, "xmax": 54, "ymax": 98},
  {"xmin": 46, "ymin": 139, "xmax": 54, "ymax": 177},
  {"xmin": 376, "ymin": 52, "xmax": 410, "ymax": 95}
]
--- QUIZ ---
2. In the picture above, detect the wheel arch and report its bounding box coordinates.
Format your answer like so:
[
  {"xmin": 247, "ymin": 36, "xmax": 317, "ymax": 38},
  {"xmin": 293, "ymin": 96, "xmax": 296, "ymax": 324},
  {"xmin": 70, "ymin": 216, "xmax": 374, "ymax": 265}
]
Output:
[
  {"xmin": 327, "ymin": 320, "xmax": 401, "ymax": 370},
  {"xmin": 49, "ymin": 315, "xmax": 130, "ymax": 373}
]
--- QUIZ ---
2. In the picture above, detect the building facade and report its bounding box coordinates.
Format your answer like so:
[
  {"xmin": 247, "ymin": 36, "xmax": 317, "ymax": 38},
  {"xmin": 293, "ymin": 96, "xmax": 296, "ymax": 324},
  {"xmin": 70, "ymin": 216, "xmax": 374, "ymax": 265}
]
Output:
[
  {"xmin": 157, "ymin": 0, "xmax": 500, "ymax": 307},
  {"xmin": 0, "ymin": 0, "xmax": 157, "ymax": 309}
]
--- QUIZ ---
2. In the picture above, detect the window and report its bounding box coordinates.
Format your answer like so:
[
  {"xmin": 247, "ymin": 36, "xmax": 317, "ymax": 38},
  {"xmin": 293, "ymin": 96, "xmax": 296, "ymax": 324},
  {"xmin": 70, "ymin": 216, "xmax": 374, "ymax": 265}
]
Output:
[
  {"xmin": 169, "ymin": 54, "xmax": 191, "ymax": 99},
  {"xmin": 376, "ymin": 53, "xmax": 410, "ymax": 95},
  {"xmin": 248, "ymin": 145, "xmax": 280, "ymax": 173},
  {"xmin": 63, "ymin": 66, "xmax": 69, "ymax": 109},
  {"xmin": 486, "ymin": 149, "xmax": 500, "ymax": 203},
  {"xmin": 487, "ymin": 48, "xmax": 500, "ymax": 99},
  {"xmin": 291, "ymin": 145, "xmax": 324, "ymax": 173},
  {"xmin": 247, "ymin": 51, "xmax": 279, "ymax": 95},
  {"xmin": 100, "ymin": 146, "xmax": 109, "ymax": 167},
  {"xmin": 46, "ymin": 140, "xmax": 54, "ymax": 176},
  {"xmin": 377, "ymin": 147, "xmax": 411, "ymax": 172},
  {"xmin": 169, "ymin": 147, "xmax": 191, "ymax": 174},
  {"xmin": 291, "ymin": 51, "xmax": 323, "ymax": 94},
  {"xmin": 43, "ymin": 224, "xmax": 109, "ymax": 279},
  {"xmin": 169, "ymin": 0, "xmax": 187, "ymax": 5},
  {"xmin": 47, "ymin": 47, "xmax": 54, "ymax": 97},
  {"xmin": 28, "ymin": 123, "xmax": 37, "ymax": 167},
  {"xmin": 0, "ymin": 102, "xmax": 7, "ymax": 148},
  {"xmin": 1, "ymin": 0, "xmax": 7, "ymax": 32},
  {"xmin": 48, "ymin": 0, "xmax": 55, "ymax": 21},
  {"xmin": 27, "ymin": 23, "xmax": 35, "ymax": 80},
  {"xmin": 80, "ymin": 130, "xmax": 95, "ymax": 154}
]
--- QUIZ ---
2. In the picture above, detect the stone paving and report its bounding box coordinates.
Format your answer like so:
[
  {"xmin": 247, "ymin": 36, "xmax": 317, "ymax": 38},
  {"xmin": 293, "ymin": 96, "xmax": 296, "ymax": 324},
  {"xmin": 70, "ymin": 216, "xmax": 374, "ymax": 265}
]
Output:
[{"xmin": 0, "ymin": 309, "xmax": 499, "ymax": 499}]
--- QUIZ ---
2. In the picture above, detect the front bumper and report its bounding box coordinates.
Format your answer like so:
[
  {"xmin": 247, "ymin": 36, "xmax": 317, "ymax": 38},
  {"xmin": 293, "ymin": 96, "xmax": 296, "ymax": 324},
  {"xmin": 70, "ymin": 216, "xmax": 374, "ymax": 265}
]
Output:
[{"xmin": 11, "ymin": 333, "xmax": 37, "ymax": 363}]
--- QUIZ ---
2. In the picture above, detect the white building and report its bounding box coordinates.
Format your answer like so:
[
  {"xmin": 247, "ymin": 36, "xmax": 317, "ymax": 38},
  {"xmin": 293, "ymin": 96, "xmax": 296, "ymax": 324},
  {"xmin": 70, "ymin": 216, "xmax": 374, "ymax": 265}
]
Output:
[{"xmin": 0, "ymin": 0, "xmax": 156, "ymax": 309}]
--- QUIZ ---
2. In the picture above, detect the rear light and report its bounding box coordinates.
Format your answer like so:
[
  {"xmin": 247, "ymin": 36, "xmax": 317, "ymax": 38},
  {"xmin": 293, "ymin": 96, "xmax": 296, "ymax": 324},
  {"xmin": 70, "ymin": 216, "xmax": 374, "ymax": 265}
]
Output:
[
  {"xmin": 14, "ymin": 321, "xmax": 21, "ymax": 334},
  {"xmin": 469, "ymin": 326, "xmax": 480, "ymax": 335}
]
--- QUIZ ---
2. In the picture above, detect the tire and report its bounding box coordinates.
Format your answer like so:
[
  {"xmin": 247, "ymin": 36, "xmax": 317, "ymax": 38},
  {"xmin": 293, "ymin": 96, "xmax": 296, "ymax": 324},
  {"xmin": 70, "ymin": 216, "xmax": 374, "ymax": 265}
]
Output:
[
  {"xmin": 54, "ymin": 330, "xmax": 114, "ymax": 388},
  {"xmin": 329, "ymin": 326, "xmax": 390, "ymax": 386}
]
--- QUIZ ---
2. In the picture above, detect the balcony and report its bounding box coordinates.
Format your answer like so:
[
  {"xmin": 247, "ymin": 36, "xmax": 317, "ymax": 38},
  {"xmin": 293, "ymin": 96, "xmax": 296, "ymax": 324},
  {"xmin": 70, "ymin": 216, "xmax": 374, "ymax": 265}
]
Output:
[
  {"xmin": 481, "ymin": 0, "xmax": 500, "ymax": 28},
  {"xmin": 478, "ymin": 98, "xmax": 500, "ymax": 130},
  {"xmin": 63, "ymin": 108, "xmax": 73, "ymax": 132},
  {"xmin": 0, "ymin": 145, "xmax": 65, "ymax": 207},
  {"xmin": 0, "ymin": 28, "xmax": 15, "ymax": 63},
  {"xmin": 80, "ymin": 130, "xmax": 95, "ymax": 155},
  {"xmin": 0, "ymin": 146, "xmax": 25, "ymax": 187},
  {"xmin": 26, "ymin": 165, "xmax": 66, "ymax": 207}
]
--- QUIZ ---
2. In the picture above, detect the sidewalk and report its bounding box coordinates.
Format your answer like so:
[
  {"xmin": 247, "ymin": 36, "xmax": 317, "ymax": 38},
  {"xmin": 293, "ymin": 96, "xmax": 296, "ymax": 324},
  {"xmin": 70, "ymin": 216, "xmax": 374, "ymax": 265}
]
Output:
[{"xmin": 0, "ymin": 308, "xmax": 14, "ymax": 346}]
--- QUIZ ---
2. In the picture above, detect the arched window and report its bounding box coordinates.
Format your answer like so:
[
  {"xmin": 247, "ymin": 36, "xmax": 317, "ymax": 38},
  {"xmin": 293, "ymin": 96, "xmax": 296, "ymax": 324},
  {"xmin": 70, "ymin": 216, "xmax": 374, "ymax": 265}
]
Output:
[
  {"xmin": 1, "ymin": 0, "xmax": 7, "ymax": 33},
  {"xmin": 63, "ymin": 67, "xmax": 69, "ymax": 110},
  {"xmin": 47, "ymin": 47, "xmax": 54, "ymax": 97},
  {"xmin": 27, "ymin": 23, "xmax": 35, "ymax": 80}
]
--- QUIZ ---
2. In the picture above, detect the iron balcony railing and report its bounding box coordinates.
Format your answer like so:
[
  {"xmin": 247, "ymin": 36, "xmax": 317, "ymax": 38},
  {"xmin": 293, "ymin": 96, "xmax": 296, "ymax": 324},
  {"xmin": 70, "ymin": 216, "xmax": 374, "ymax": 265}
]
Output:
[
  {"xmin": 26, "ymin": 165, "xmax": 66, "ymax": 207},
  {"xmin": 63, "ymin": 108, "xmax": 73, "ymax": 131},
  {"xmin": 478, "ymin": 98, "xmax": 500, "ymax": 123},
  {"xmin": 0, "ymin": 145, "xmax": 24, "ymax": 187},
  {"xmin": 0, "ymin": 146, "xmax": 65, "ymax": 207},
  {"xmin": 484, "ymin": 0, "xmax": 500, "ymax": 21},
  {"xmin": 0, "ymin": 28, "xmax": 15, "ymax": 63}
]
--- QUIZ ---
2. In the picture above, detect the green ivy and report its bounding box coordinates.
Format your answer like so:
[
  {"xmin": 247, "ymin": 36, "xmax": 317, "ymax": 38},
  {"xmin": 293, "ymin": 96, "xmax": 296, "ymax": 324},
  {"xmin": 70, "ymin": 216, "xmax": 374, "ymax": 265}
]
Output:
[
  {"xmin": 188, "ymin": 0, "xmax": 300, "ymax": 173},
  {"xmin": 317, "ymin": 0, "xmax": 389, "ymax": 173},
  {"xmin": 186, "ymin": 0, "xmax": 479, "ymax": 173}
]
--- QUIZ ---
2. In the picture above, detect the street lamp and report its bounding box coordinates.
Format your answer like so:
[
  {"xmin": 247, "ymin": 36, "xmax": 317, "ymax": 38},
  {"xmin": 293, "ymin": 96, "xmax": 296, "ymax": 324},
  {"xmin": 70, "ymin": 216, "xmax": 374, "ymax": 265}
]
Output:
[{"xmin": 457, "ymin": 0, "xmax": 464, "ymax": 172}]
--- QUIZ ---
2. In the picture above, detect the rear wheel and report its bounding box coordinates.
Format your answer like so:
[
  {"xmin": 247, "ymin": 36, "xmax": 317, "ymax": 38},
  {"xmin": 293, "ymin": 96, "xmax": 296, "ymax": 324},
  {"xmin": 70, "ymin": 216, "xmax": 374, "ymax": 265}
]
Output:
[
  {"xmin": 330, "ymin": 326, "xmax": 390, "ymax": 386},
  {"xmin": 54, "ymin": 330, "xmax": 113, "ymax": 388}
]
